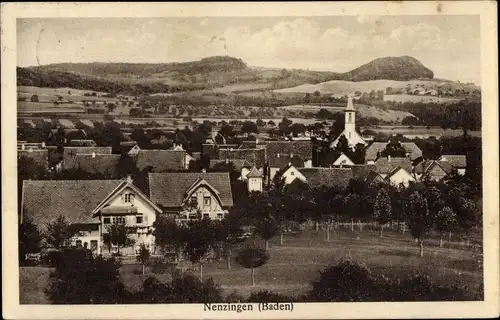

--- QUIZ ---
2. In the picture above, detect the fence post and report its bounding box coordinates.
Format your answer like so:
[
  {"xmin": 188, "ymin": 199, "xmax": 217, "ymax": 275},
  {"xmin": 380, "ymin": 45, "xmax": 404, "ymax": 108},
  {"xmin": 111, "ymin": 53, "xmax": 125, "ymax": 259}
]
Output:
[
  {"xmin": 359, "ymin": 220, "xmax": 363, "ymax": 232},
  {"xmin": 351, "ymin": 219, "xmax": 354, "ymax": 232}
]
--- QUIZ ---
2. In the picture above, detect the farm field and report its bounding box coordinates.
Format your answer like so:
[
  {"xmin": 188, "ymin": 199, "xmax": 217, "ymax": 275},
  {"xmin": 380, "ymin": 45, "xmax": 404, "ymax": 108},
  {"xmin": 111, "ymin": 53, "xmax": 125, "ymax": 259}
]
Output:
[
  {"xmin": 273, "ymin": 79, "xmax": 480, "ymax": 96},
  {"xmin": 383, "ymin": 94, "xmax": 460, "ymax": 103},
  {"xmin": 19, "ymin": 227, "xmax": 482, "ymax": 304},
  {"xmin": 18, "ymin": 86, "xmax": 117, "ymax": 102},
  {"xmin": 18, "ymin": 101, "xmax": 85, "ymax": 114},
  {"xmin": 365, "ymin": 126, "xmax": 482, "ymax": 138}
]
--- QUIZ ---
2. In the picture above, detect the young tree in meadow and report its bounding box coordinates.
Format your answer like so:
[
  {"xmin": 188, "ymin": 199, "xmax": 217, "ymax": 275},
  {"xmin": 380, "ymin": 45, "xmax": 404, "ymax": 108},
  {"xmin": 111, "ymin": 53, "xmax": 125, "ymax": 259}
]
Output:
[
  {"xmin": 183, "ymin": 218, "xmax": 216, "ymax": 281},
  {"xmin": 407, "ymin": 191, "xmax": 430, "ymax": 257},
  {"xmin": 435, "ymin": 207, "xmax": 458, "ymax": 247},
  {"xmin": 136, "ymin": 243, "xmax": 151, "ymax": 275},
  {"xmin": 254, "ymin": 216, "xmax": 280, "ymax": 251},
  {"xmin": 213, "ymin": 216, "xmax": 244, "ymax": 270},
  {"xmin": 235, "ymin": 247, "xmax": 270, "ymax": 286},
  {"xmin": 107, "ymin": 224, "xmax": 134, "ymax": 255},
  {"xmin": 45, "ymin": 216, "xmax": 73, "ymax": 249},
  {"xmin": 373, "ymin": 188, "xmax": 392, "ymax": 238},
  {"xmin": 153, "ymin": 216, "xmax": 187, "ymax": 262}
]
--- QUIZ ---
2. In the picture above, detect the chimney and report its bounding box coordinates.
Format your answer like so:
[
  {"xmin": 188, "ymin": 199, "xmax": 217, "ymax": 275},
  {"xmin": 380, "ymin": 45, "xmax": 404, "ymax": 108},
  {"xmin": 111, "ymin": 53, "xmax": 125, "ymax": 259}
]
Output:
[
  {"xmin": 21, "ymin": 144, "xmax": 25, "ymax": 151},
  {"xmin": 277, "ymin": 153, "xmax": 280, "ymax": 158},
  {"xmin": 202, "ymin": 168, "xmax": 206, "ymax": 173},
  {"xmin": 256, "ymin": 139, "xmax": 259, "ymax": 144},
  {"xmin": 92, "ymin": 152, "xmax": 96, "ymax": 158},
  {"xmin": 42, "ymin": 141, "xmax": 46, "ymax": 148},
  {"xmin": 225, "ymin": 158, "xmax": 229, "ymax": 164},
  {"xmin": 290, "ymin": 152, "xmax": 294, "ymax": 158},
  {"xmin": 288, "ymin": 162, "xmax": 292, "ymax": 167},
  {"xmin": 388, "ymin": 155, "xmax": 391, "ymax": 162},
  {"xmin": 126, "ymin": 174, "xmax": 133, "ymax": 184}
]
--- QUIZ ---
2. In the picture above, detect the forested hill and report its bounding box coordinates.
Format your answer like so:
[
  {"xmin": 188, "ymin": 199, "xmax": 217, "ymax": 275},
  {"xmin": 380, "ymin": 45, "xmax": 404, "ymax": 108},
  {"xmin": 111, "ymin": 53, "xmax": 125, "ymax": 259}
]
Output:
[{"xmin": 18, "ymin": 55, "xmax": 437, "ymax": 94}]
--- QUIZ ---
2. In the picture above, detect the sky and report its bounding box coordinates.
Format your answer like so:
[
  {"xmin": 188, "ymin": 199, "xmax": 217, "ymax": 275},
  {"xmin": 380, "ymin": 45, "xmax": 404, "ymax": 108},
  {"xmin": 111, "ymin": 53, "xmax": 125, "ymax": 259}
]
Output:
[{"xmin": 17, "ymin": 15, "xmax": 481, "ymax": 84}]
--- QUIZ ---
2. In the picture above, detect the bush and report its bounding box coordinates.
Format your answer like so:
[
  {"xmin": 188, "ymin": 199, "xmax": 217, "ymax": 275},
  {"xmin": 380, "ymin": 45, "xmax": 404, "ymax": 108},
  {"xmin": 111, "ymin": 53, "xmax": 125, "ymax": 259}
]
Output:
[{"xmin": 247, "ymin": 290, "xmax": 294, "ymax": 303}]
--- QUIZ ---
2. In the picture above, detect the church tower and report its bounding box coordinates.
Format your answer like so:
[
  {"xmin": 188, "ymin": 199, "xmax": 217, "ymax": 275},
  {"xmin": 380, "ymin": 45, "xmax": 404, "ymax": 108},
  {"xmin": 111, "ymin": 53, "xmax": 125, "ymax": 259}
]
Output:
[
  {"xmin": 344, "ymin": 95, "xmax": 356, "ymax": 141},
  {"xmin": 247, "ymin": 166, "xmax": 263, "ymax": 193}
]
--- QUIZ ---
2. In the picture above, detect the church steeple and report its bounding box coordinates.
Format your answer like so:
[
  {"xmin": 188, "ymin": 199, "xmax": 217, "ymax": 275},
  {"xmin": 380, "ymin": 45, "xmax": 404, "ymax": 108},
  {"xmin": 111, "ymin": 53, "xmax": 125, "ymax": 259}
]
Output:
[{"xmin": 344, "ymin": 95, "xmax": 356, "ymax": 139}]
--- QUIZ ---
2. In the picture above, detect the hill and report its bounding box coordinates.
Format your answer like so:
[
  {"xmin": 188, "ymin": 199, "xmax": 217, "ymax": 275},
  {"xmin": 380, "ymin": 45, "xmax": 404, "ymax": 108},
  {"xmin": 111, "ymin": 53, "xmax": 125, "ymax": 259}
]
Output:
[
  {"xmin": 18, "ymin": 56, "xmax": 439, "ymax": 94},
  {"xmin": 341, "ymin": 56, "xmax": 434, "ymax": 81}
]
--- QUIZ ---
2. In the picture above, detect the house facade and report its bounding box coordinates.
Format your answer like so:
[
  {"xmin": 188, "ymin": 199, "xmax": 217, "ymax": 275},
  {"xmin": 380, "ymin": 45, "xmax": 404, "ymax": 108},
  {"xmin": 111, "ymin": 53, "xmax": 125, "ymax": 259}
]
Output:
[
  {"xmin": 21, "ymin": 177, "xmax": 162, "ymax": 256},
  {"xmin": 385, "ymin": 166, "xmax": 415, "ymax": 187},
  {"xmin": 149, "ymin": 172, "xmax": 233, "ymax": 220}
]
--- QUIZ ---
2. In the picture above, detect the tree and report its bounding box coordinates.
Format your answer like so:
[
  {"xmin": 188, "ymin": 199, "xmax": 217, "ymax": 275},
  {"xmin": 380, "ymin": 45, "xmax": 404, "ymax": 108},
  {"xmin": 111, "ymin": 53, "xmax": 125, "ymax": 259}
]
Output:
[
  {"xmin": 373, "ymin": 188, "xmax": 392, "ymax": 237},
  {"xmin": 106, "ymin": 224, "xmax": 134, "ymax": 255},
  {"xmin": 213, "ymin": 216, "xmax": 245, "ymax": 269},
  {"xmin": 136, "ymin": 243, "xmax": 151, "ymax": 275},
  {"xmin": 183, "ymin": 218, "xmax": 216, "ymax": 281},
  {"xmin": 408, "ymin": 192, "xmax": 430, "ymax": 257},
  {"xmin": 19, "ymin": 217, "xmax": 42, "ymax": 263},
  {"xmin": 241, "ymin": 121, "xmax": 259, "ymax": 137},
  {"xmin": 254, "ymin": 216, "xmax": 280, "ymax": 251},
  {"xmin": 304, "ymin": 93, "xmax": 311, "ymax": 104},
  {"xmin": 45, "ymin": 216, "xmax": 73, "ymax": 249},
  {"xmin": 256, "ymin": 118, "xmax": 266, "ymax": 127},
  {"xmin": 30, "ymin": 94, "xmax": 39, "ymax": 102},
  {"xmin": 313, "ymin": 90, "xmax": 321, "ymax": 97},
  {"xmin": 46, "ymin": 250, "xmax": 126, "ymax": 304},
  {"xmin": 153, "ymin": 216, "xmax": 187, "ymax": 262},
  {"xmin": 115, "ymin": 153, "xmax": 139, "ymax": 178},
  {"xmin": 434, "ymin": 207, "xmax": 458, "ymax": 247},
  {"xmin": 235, "ymin": 247, "xmax": 270, "ymax": 286}
]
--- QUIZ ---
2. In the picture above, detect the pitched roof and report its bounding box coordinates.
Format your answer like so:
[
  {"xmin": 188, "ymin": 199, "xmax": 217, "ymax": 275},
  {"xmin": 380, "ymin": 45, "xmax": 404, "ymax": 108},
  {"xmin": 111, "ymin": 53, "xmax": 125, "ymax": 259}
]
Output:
[
  {"xmin": 266, "ymin": 141, "xmax": 313, "ymax": 162},
  {"xmin": 18, "ymin": 150, "xmax": 48, "ymax": 167},
  {"xmin": 374, "ymin": 157, "xmax": 413, "ymax": 175},
  {"xmin": 385, "ymin": 166, "xmax": 414, "ymax": 181},
  {"xmin": 439, "ymin": 155, "xmax": 467, "ymax": 168},
  {"xmin": 68, "ymin": 139, "xmax": 97, "ymax": 147},
  {"xmin": 22, "ymin": 180, "xmax": 123, "ymax": 229},
  {"xmin": 269, "ymin": 154, "xmax": 305, "ymax": 168},
  {"xmin": 351, "ymin": 164, "xmax": 377, "ymax": 179},
  {"xmin": 217, "ymin": 148, "xmax": 265, "ymax": 168},
  {"xmin": 67, "ymin": 154, "xmax": 121, "ymax": 176},
  {"xmin": 149, "ymin": 172, "xmax": 233, "ymax": 208},
  {"xmin": 247, "ymin": 166, "xmax": 263, "ymax": 178},
  {"xmin": 209, "ymin": 159, "xmax": 250, "ymax": 172},
  {"xmin": 345, "ymin": 95, "xmax": 355, "ymax": 111},
  {"xmin": 298, "ymin": 167, "xmax": 353, "ymax": 190},
  {"xmin": 63, "ymin": 147, "xmax": 112, "ymax": 170},
  {"xmin": 365, "ymin": 142, "xmax": 422, "ymax": 161},
  {"xmin": 136, "ymin": 150, "xmax": 186, "ymax": 172}
]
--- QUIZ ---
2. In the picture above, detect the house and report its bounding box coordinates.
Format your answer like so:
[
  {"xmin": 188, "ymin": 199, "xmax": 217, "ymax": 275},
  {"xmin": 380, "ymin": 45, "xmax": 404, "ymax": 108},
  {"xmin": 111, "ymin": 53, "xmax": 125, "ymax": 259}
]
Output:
[
  {"xmin": 331, "ymin": 152, "xmax": 355, "ymax": 167},
  {"xmin": 217, "ymin": 148, "xmax": 266, "ymax": 170},
  {"xmin": 65, "ymin": 154, "xmax": 121, "ymax": 177},
  {"xmin": 298, "ymin": 167, "xmax": 354, "ymax": 190},
  {"xmin": 120, "ymin": 141, "xmax": 140, "ymax": 155},
  {"xmin": 148, "ymin": 172, "xmax": 233, "ymax": 220},
  {"xmin": 385, "ymin": 166, "xmax": 415, "ymax": 187},
  {"xmin": 246, "ymin": 166, "xmax": 263, "ymax": 193},
  {"xmin": 373, "ymin": 156, "xmax": 413, "ymax": 179},
  {"xmin": 136, "ymin": 150, "xmax": 187, "ymax": 172},
  {"xmin": 414, "ymin": 160, "xmax": 453, "ymax": 181},
  {"xmin": 266, "ymin": 140, "xmax": 313, "ymax": 184},
  {"xmin": 62, "ymin": 147, "xmax": 112, "ymax": 170},
  {"xmin": 330, "ymin": 95, "xmax": 367, "ymax": 148},
  {"xmin": 209, "ymin": 158, "xmax": 260, "ymax": 182},
  {"xmin": 438, "ymin": 155, "xmax": 467, "ymax": 175},
  {"xmin": 68, "ymin": 139, "xmax": 97, "ymax": 147},
  {"xmin": 351, "ymin": 164, "xmax": 386, "ymax": 186},
  {"xmin": 364, "ymin": 141, "xmax": 423, "ymax": 164},
  {"xmin": 21, "ymin": 177, "xmax": 163, "ymax": 255},
  {"xmin": 168, "ymin": 144, "xmax": 195, "ymax": 169},
  {"xmin": 17, "ymin": 141, "xmax": 45, "ymax": 150}
]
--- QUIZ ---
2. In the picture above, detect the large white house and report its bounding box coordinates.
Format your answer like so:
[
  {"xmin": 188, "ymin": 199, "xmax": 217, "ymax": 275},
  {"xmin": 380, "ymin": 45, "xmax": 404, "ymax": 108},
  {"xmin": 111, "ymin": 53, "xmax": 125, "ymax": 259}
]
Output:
[
  {"xmin": 21, "ymin": 177, "xmax": 163, "ymax": 256},
  {"xmin": 330, "ymin": 95, "xmax": 367, "ymax": 149}
]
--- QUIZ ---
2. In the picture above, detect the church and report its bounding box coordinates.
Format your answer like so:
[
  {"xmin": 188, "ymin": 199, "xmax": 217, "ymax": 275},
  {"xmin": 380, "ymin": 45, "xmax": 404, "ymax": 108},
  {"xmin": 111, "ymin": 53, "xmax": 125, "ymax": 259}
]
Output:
[{"xmin": 330, "ymin": 95, "xmax": 367, "ymax": 149}]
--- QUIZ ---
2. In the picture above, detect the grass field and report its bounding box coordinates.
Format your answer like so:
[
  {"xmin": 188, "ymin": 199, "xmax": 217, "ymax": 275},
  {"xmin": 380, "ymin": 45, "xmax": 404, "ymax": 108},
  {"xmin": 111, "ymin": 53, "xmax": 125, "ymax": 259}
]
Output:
[
  {"xmin": 19, "ymin": 227, "xmax": 482, "ymax": 304},
  {"xmin": 366, "ymin": 126, "xmax": 481, "ymax": 138},
  {"xmin": 383, "ymin": 94, "xmax": 460, "ymax": 103},
  {"xmin": 18, "ymin": 101, "xmax": 85, "ymax": 114}
]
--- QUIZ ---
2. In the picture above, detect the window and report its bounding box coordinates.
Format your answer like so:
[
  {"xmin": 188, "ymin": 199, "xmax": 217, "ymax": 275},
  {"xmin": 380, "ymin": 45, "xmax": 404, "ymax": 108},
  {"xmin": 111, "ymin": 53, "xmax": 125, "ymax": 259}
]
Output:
[
  {"xmin": 204, "ymin": 196, "xmax": 211, "ymax": 207},
  {"xmin": 348, "ymin": 113, "xmax": 352, "ymax": 123},
  {"xmin": 103, "ymin": 217, "xmax": 110, "ymax": 224},
  {"xmin": 112, "ymin": 217, "xmax": 125, "ymax": 224},
  {"xmin": 203, "ymin": 214, "xmax": 210, "ymax": 219},
  {"xmin": 76, "ymin": 240, "xmax": 82, "ymax": 247},
  {"xmin": 290, "ymin": 171, "xmax": 294, "ymax": 176},
  {"xmin": 90, "ymin": 240, "xmax": 98, "ymax": 252},
  {"xmin": 217, "ymin": 213, "xmax": 223, "ymax": 219},
  {"xmin": 124, "ymin": 193, "xmax": 134, "ymax": 203},
  {"xmin": 136, "ymin": 216, "xmax": 143, "ymax": 224},
  {"xmin": 188, "ymin": 213, "xmax": 198, "ymax": 220}
]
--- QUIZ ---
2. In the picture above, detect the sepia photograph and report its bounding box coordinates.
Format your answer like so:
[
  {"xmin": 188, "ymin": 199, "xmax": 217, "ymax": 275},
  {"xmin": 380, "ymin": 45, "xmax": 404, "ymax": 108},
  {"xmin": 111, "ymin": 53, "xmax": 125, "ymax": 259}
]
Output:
[{"xmin": 2, "ymin": 2, "xmax": 499, "ymax": 319}]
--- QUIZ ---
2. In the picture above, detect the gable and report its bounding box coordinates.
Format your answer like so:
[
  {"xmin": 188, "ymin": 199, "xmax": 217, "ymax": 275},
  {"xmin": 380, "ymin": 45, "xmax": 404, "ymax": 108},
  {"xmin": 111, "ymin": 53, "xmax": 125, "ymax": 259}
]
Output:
[
  {"xmin": 282, "ymin": 166, "xmax": 307, "ymax": 185},
  {"xmin": 333, "ymin": 153, "xmax": 355, "ymax": 166}
]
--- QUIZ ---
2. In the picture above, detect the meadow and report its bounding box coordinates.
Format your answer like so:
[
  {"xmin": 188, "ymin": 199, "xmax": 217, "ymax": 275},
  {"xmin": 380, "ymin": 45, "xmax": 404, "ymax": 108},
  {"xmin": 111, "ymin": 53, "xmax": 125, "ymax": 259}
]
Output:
[
  {"xmin": 19, "ymin": 226, "xmax": 482, "ymax": 304},
  {"xmin": 366, "ymin": 126, "xmax": 482, "ymax": 138},
  {"xmin": 383, "ymin": 94, "xmax": 460, "ymax": 103}
]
